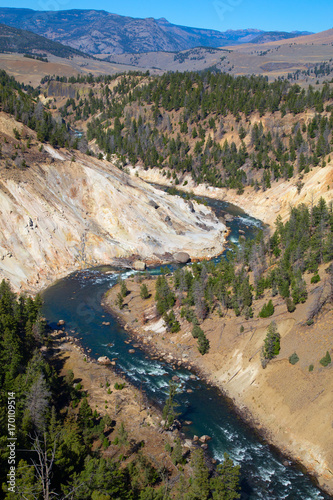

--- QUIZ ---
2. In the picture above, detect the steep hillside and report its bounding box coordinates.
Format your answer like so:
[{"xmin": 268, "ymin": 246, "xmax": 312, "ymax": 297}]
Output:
[
  {"xmin": 0, "ymin": 113, "xmax": 226, "ymax": 293},
  {"xmin": 0, "ymin": 23, "xmax": 91, "ymax": 59},
  {"xmin": 0, "ymin": 8, "xmax": 312, "ymax": 55},
  {"xmin": 43, "ymin": 72, "xmax": 333, "ymax": 196},
  {"xmin": 102, "ymin": 191, "xmax": 333, "ymax": 494},
  {"xmin": 105, "ymin": 259, "xmax": 333, "ymax": 495}
]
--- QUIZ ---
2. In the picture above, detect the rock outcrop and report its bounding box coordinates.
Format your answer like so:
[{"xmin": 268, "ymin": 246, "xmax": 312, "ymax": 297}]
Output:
[
  {"xmin": 97, "ymin": 356, "xmax": 111, "ymax": 365},
  {"xmin": 173, "ymin": 251, "xmax": 191, "ymax": 263},
  {"xmin": 0, "ymin": 146, "xmax": 226, "ymax": 292}
]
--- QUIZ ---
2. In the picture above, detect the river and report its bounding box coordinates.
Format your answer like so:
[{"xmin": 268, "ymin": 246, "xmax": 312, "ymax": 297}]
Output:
[{"xmin": 41, "ymin": 196, "xmax": 329, "ymax": 499}]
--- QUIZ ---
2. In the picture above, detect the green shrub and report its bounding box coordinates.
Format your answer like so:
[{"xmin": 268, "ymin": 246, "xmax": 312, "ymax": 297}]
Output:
[
  {"xmin": 309, "ymin": 364, "xmax": 314, "ymax": 372},
  {"xmin": 140, "ymin": 283, "xmax": 150, "ymax": 299},
  {"xmin": 289, "ymin": 352, "xmax": 299, "ymax": 365},
  {"xmin": 311, "ymin": 274, "xmax": 320, "ymax": 284},
  {"xmin": 259, "ymin": 300, "xmax": 274, "ymax": 318},
  {"xmin": 114, "ymin": 382, "xmax": 126, "ymax": 390},
  {"xmin": 286, "ymin": 297, "xmax": 296, "ymax": 313},
  {"xmin": 240, "ymin": 325, "xmax": 244, "ymax": 333},
  {"xmin": 319, "ymin": 351, "xmax": 331, "ymax": 367},
  {"xmin": 197, "ymin": 331, "xmax": 210, "ymax": 355},
  {"xmin": 192, "ymin": 324, "xmax": 204, "ymax": 339}
]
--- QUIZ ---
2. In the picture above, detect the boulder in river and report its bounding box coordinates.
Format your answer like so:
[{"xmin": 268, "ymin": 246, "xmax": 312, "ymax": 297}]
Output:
[
  {"xmin": 173, "ymin": 251, "xmax": 191, "ymax": 263},
  {"xmin": 199, "ymin": 435, "xmax": 212, "ymax": 443},
  {"xmin": 97, "ymin": 356, "xmax": 111, "ymax": 365},
  {"xmin": 58, "ymin": 319, "xmax": 65, "ymax": 326},
  {"xmin": 133, "ymin": 260, "xmax": 146, "ymax": 271}
]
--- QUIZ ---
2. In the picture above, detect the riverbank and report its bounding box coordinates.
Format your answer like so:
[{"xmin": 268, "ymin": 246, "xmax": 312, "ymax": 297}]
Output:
[
  {"xmin": 103, "ymin": 276, "xmax": 333, "ymax": 496},
  {"xmin": 48, "ymin": 328, "xmax": 190, "ymax": 476},
  {"xmin": 130, "ymin": 163, "xmax": 333, "ymax": 228}
]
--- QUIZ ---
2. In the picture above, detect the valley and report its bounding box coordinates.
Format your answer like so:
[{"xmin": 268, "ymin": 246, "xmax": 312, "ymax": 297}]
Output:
[{"xmin": 0, "ymin": 7, "xmax": 332, "ymax": 497}]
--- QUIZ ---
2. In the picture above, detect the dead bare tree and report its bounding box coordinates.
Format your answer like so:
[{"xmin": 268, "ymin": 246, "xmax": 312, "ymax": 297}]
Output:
[
  {"xmin": 307, "ymin": 285, "xmax": 327, "ymax": 323},
  {"xmin": 30, "ymin": 433, "xmax": 84, "ymax": 500},
  {"xmin": 31, "ymin": 433, "xmax": 57, "ymax": 500},
  {"xmin": 25, "ymin": 374, "xmax": 50, "ymax": 434}
]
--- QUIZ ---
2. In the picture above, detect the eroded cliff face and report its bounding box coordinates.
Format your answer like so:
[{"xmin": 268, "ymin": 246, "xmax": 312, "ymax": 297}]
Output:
[
  {"xmin": 0, "ymin": 147, "xmax": 226, "ymax": 293},
  {"xmin": 132, "ymin": 163, "xmax": 333, "ymax": 228}
]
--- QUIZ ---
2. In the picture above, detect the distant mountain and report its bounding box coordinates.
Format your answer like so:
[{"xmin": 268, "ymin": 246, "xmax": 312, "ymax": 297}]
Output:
[
  {"xmin": 0, "ymin": 8, "xmax": 315, "ymax": 55},
  {"xmin": 251, "ymin": 31, "xmax": 312, "ymax": 44},
  {"xmin": 0, "ymin": 23, "xmax": 91, "ymax": 58}
]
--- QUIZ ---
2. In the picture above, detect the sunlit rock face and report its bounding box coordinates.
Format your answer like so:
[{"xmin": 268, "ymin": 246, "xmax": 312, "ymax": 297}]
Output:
[{"xmin": 0, "ymin": 147, "xmax": 226, "ymax": 292}]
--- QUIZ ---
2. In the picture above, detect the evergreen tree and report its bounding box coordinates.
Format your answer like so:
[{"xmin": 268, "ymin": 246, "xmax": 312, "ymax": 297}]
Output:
[
  {"xmin": 140, "ymin": 283, "xmax": 150, "ymax": 299},
  {"xmin": 210, "ymin": 453, "xmax": 241, "ymax": 500},
  {"xmin": 162, "ymin": 381, "xmax": 179, "ymax": 428},
  {"xmin": 171, "ymin": 437, "xmax": 185, "ymax": 465},
  {"xmin": 262, "ymin": 321, "xmax": 280, "ymax": 363},
  {"xmin": 259, "ymin": 300, "xmax": 274, "ymax": 318},
  {"xmin": 188, "ymin": 449, "xmax": 210, "ymax": 500}
]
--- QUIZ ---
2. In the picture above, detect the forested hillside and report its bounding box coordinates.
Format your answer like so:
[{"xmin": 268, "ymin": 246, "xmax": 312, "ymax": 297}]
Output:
[
  {"xmin": 0, "ymin": 23, "xmax": 91, "ymax": 59},
  {"xmin": 2, "ymin": 67, "xmax": 333, "ymax": 195},
  {"xmin": 134, "ymin": 199, "xmax": 333, "ymax": 355},
  {"xmin": 40, "ymin": 71, "xmax": 333, "ymax": 193},
  {"xmin": 0, "ymin": 70, "xmax": 75, "ymax": 147}
]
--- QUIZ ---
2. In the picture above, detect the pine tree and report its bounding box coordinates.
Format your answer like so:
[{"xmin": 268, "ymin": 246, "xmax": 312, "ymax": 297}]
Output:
[
  {"xmin": 262, "ymin": 321, "xmax": 280, "ymax": 362},
  {"xmin": 162, "ymin": 381, "xmax": 179, "ymax": 428},
  {"xmin": 171, "ymin": 437, "xmax": 185, "ymax": 465},
  {"xmin": 210, "ymin": 453, "xmax": 240, "ymax": 500},
  {"xmin": 188, "ymin": 449, "xmax": 210, "ymax": 500},
  {"xmin": 259, "ymin": 299, "xmax": 274, "ymax": 318},
  {"xmin": 140, "ymin": 283, "xmax": 149, "ymax": 299},
  {"xmin": 197, "ymin": 331, "xmax": 210, "ymax": 355}
]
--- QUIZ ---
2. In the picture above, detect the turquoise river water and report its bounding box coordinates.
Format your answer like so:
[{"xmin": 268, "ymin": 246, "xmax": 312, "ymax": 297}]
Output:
[{"xmin": 41, "ymin": 195, "xmax": 329, "ymax": 500}]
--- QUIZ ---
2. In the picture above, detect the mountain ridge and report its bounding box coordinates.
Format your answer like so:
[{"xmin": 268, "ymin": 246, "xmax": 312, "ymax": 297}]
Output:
[
  {"xmin": 0, "ymin": 7, "xmax": 313, "ymax": 55},
  {"xmin": 0, "ymin": 23, "xmax": 92, "ymax": 59}
]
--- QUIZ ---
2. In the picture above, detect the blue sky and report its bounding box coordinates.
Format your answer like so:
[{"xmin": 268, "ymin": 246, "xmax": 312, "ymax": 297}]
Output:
[{"xmin": 1, "ymin": 0, "xmax": 332, "ymax": 33}]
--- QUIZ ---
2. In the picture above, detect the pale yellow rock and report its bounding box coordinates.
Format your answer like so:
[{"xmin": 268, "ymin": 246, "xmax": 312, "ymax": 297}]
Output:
[{"xmin": 0, "ymin": 150, "xmax": 226, "ymax": 293}]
